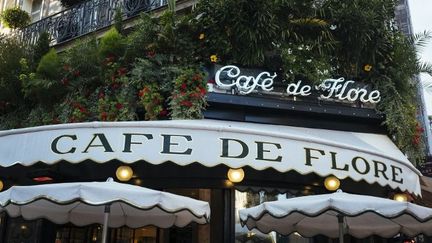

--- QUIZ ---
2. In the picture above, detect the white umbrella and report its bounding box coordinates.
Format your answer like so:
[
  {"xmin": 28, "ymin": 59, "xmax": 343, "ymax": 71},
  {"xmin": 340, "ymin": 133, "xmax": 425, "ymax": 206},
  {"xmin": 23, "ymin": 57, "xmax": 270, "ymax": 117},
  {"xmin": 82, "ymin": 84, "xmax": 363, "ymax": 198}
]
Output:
[
  {"xmin": 239, "ymin": 190, "xmax": 432, "ymax": 242},
  {"xmin": 0, "ymin": 178, "xmax": 210, "ymax": 243}
]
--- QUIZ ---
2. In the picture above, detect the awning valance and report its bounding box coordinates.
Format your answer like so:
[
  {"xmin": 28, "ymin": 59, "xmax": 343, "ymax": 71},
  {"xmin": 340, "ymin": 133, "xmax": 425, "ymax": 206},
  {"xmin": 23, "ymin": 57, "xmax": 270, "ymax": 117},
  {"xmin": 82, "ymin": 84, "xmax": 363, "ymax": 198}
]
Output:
[{"xmin": 0, "ymin": 120, "xmax": 422, "ymax": 195}]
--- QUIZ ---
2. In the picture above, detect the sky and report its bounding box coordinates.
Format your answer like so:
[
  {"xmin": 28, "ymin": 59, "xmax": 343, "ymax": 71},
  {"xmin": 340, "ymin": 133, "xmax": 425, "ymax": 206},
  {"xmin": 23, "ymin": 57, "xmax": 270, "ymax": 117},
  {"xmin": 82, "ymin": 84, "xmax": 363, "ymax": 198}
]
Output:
[{"xmin": 408, "ymin": 0, "xmax": 432, "ymax": 116}]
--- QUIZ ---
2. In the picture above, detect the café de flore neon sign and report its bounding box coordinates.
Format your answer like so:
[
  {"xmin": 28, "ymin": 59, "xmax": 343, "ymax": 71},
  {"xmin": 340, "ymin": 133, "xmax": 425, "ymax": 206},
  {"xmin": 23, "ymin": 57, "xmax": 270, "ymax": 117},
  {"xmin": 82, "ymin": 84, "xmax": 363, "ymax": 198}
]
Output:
[{"xmin": 215, "ymin": 65, "xmax": 381, "ymax": 103}]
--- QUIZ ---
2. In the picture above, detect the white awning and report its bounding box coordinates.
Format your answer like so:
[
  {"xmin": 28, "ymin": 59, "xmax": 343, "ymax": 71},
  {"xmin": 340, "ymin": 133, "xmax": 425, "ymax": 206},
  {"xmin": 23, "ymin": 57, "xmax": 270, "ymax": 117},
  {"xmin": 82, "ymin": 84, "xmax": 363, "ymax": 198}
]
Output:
[{"xmin": 0, "ymin": 120, "xmax": 422, "ymax": 195}]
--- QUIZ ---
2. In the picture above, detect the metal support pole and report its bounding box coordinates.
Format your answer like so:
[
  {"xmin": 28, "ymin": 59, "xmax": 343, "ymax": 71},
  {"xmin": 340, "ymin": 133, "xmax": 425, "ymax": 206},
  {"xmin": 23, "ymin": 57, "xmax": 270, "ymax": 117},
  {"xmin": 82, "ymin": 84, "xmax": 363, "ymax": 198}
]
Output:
[
  {"xmin": 102, "ymin": 204, "xmax": 110, "ymax": 243},
  {"xmin": 338, "ymin": 215, "xmax": 344, "ymax": 243}
]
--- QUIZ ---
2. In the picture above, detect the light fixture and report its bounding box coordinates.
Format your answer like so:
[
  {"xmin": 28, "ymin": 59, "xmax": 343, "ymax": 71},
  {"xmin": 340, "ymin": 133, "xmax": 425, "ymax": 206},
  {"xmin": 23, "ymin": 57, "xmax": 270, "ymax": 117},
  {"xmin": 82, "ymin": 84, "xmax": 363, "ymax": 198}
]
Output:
[
  {"xmin": 393, "ymin": 193, "xmax": 408, "ymax": 202},
  {"xmin": 324, "ymin": 176, "xmax": 340, "ymax": 191},
  {"xmin": 227, "ymin": 168, "xmax": 245, "ymax": 183},
  {"xmin": 116, "ymin": 165, "xmax": 133, "ymax": 182},
  {"xmin": 0, "ymin": 180, "xmax": 3, "ymax": 191},
  {"xmin": 33, "ymin": 176, "xmax": 53, "ymax": 182}
]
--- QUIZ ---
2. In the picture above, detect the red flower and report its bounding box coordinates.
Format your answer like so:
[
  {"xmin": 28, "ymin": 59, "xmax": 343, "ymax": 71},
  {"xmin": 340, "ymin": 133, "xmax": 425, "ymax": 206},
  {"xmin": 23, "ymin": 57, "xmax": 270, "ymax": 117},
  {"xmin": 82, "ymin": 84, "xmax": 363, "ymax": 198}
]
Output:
[
  {"xmin": 61, "ymin": 78, "xmax": 69, "ymax": 86},
  {"xmin": 146, "ymin": 50, "xmax": 156, "ymax": 58},
  {"xmin": 115, "ymin": 103, "xmax": 123, "ymax": 110},
  {"xmin": 101, "ymin": 112, "xmax": 107, "ymax": 121},
  {"xmin": 117, "ymin": 67, "xmax": 127, "ymax": 76},
  {"xmin": 159, "ymin": 109, "xmax": 168, "ymax": 117},
  {"xmin": 180, "ymin": 100, "xmax": 193, "ymax": 107},
  {"xmin": 111, "ymin": 82, "xmax": 121, "ymax": 90},
  {"xmin": 78, "ymin": 107, "xmax": 87, "ymax": 114},
  {"xmin": 138, "ymin": 90, "xmax": 145, "ymax": 97},
  {"xmin": 73, "ymin": 70, "xmax": 81, "ymax": 77},
  {"xmin": 415, "ymin": 123, "xmax": 424, "ymax": 133},
  {"xmin": 52, "ymin": 118, "xmax": 60, "ymax": 124},
  {"xmin": 200, "ymin": 87, "xmax": 207, "ymax": 95},
  {"xmin": 192, "ymin": 74, "xmax": 202, "ymax": 81},
  {"xmin": 72, "ymin": 102, "xmax": 81, "ymax": 108},
  {"xmin": 181, "ymin": 83, "xmax": 187, "ymax": 90},
  {"xmin": 189, "ymin": 93, "xmax": 199, "ymax": 98},
  {"xmin": 153, "ymin": 97, "xmax": 161, "ymax": 104}
]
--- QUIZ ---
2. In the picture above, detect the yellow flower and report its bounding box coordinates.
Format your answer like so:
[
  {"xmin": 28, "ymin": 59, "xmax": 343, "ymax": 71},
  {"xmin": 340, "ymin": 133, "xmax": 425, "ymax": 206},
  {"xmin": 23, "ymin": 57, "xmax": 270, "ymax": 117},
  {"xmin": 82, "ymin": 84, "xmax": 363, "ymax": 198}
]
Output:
[
  {"xmin": 199, "ymin": 33, "xmax": 205, "ymax": 40},
  {"xmin": 210, "ymin": 55, "xmax": 218, "ymax": 63},
  {"xmin": 364, "ymin": 64, "xmax": 372, "ymax": 72}
]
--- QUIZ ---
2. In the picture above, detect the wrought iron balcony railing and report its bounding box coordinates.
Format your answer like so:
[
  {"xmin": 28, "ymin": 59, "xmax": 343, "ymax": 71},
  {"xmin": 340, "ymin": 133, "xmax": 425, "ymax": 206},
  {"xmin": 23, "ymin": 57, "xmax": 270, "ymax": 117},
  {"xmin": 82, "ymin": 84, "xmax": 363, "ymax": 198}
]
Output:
[{"xmin": 21, "ymin": 0, "xmax": 167, "ymax": 46}]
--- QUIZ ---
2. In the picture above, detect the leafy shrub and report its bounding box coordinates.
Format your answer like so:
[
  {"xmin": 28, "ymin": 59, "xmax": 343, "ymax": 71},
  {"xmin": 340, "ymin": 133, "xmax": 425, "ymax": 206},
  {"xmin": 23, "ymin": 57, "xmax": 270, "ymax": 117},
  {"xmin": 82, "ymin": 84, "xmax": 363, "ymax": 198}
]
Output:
[
  {"xmin": 0, "ymin": 7, "xmax": 30, "ymax": 29},
  {"xmin": 21, "ymin": 49, "xmax": 65, "ymax": 105},
  {"xmin": 114, "ymin": 7, "xmax": 124, "ymax": 35},
  {"xmin": 98, "ymin": 27, "xmax": 126, "ymax": 59},
  {"xmin": 169, "ymin": 68, "xmax": 207, "ymax": 119},
  {"xmin": 62, "ymin": 37, "xmax": 101, "ymax": 89},
  {"xmin": 37, "ymin": 49, "xmax": 62, "ymax": 80},
  {"xmin": 125, "ymin": 13, "xmax": 159, "ymax": 62},
  {"xmin": 0, "ymin": 35, "xmax": 30, "ymax": 109},
  {"xmin": 33, "ymin": 32, "xmax": 51, "ymax": 64}
]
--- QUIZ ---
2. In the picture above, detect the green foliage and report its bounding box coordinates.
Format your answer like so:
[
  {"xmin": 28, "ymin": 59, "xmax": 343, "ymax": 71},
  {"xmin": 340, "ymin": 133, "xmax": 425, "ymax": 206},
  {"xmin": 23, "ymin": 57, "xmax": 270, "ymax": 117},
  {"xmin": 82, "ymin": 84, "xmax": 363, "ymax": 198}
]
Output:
[
  {"xmin": 62, "ymin": 37, "xmax": 101, "ymax": 89},
  {"xmin": 138, "ymin": 83, "xmax": 165, "ymax": 120},
  {"xmin": 281, "ymin": 43, "xmax": 332, "ymax": 83},
  {"xmin": 126, "ymin": 11, "xmax": 197, "ymax": 64},
  {"xmin": 130, "ymin": 57, "xmax": 181, "ymax": 92},
  {"xmin": 373, "ymin": 33, "xmax": 426, "ymax": 163},
  {"xmin": 0, "ymin": 7, "xmax": 30, "ymax": 29},
  {"xmin": 33, "ymin": 32, "xmax": 51, "ymax": 64},
  {"xmin": 125, "ymin": 13, "xmax": 159, "ymax": 62},
  {"xmin": 114, "ymin": 7, "xmax": 124, "ymax": 35},
  {"xmin": 98, "ymin": 27, "xmax": 126, "ymax": 59},
  {"xmin": 97, "ymin": 75, "xmax": 136, "ymax": 122},
  {"xmin": 21, "ymin": 50, "xmax": 65, "ymax": 105},
  {"xmin": 169, "ymin": 68, "xmax": 207, "ymax": 119},
  {"xmin": 57, "ymin": 90, "xmax": 95, "ymax": 123},
  {"xmin": 0, "ymin": 35, "xmax": 29, "ymax": 109},
  {"xmin": 194, "ymin": 0, "xmax": 277, "ymax": 66},
  {"xmin": 36, "ymin": 49, "xmax": 62, "ymax": 80},
  {"xmin": 321, "ymin": 0, "xmax": 396, "ymax": 78}
]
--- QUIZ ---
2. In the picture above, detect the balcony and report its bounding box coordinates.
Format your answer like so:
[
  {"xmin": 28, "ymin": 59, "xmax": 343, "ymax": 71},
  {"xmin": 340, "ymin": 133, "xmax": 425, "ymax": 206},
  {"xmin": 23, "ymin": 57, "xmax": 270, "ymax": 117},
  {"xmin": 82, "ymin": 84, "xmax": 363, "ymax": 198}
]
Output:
[{"xmin": 20, "ymin": 0, "xmax": 169, "ymax": 46}]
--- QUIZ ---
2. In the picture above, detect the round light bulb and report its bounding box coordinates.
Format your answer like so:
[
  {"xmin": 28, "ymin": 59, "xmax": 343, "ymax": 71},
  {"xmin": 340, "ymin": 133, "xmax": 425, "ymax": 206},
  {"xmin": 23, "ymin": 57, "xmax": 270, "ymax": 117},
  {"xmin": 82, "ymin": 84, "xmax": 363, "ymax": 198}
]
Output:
[
  {"xmin": 116, "ymin": 166, "xmax": 133, "ymax": 182},
  {"xmin": 324, "ymin": 176, "xmax": 340, "ymax": 191},
  {"xmin": 227, "ymin": 168, "xmax": 245, "ymax": 183},
  {"xmin": 394, "ymin": 193, "xmax": 408, "ymax": 202},
  {"xmin": 0, "ymin": 180, "xmax": 3, "ymax": 191}
]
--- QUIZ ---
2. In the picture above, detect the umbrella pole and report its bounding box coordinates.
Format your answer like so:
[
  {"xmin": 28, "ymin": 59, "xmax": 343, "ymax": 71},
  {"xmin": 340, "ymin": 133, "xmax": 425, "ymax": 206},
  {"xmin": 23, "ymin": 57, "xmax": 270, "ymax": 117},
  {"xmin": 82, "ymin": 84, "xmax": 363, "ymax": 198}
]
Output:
[
  {"xmin": 102, "ymin": 205, "xmax": 110, "ymax": 243},
  {"xmin": 338, "ymin": 215, "xmax": 344, "ymax": 243}
]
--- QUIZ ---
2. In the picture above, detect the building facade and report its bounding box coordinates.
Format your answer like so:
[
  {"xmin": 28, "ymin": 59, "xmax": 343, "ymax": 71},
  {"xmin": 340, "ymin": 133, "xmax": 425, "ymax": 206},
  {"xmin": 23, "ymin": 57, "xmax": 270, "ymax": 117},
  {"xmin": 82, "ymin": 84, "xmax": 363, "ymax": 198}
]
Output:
[{"xmin": 0, "ymin": 0, "xmax": 431, "ymax": 243}]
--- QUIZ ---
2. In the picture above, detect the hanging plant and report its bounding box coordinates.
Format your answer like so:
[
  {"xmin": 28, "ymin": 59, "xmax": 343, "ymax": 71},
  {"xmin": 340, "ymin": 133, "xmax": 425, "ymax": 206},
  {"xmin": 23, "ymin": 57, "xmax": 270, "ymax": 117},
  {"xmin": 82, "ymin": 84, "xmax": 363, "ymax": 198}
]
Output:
[
  {"xmin": 97, "ymin": 62, "xmax": 136, "ymax": 121},
  {"xmin": 0, "ymin": 7, "xmax": 30, "ymax": 29},
  {"xmin": 169, "ymin": 68, "xmax": 207, "ymax": 119},
  {"xmin": 57, "ymin": 90, "xmax": 94, "ymax": 123},
  {"xmin": 138, "ymin": 83, "xmax": 167, "ymax": 120}
]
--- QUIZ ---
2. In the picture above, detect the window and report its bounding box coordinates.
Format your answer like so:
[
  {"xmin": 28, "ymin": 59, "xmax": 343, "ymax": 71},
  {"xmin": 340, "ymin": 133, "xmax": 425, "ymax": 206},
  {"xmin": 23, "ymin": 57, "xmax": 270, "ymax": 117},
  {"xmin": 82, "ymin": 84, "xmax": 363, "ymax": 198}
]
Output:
[{"xmin": 31, "ymin": 0, "xmax": 42, "ymax": 22}]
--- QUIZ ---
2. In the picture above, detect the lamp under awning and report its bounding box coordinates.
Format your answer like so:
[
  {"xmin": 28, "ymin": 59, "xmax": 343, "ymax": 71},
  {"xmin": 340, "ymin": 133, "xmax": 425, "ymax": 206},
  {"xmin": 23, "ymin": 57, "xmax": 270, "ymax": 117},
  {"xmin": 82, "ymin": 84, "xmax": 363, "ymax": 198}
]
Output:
[{"xmin": 0, "ymin": 119, "xmax": 422, "ymax": 196}]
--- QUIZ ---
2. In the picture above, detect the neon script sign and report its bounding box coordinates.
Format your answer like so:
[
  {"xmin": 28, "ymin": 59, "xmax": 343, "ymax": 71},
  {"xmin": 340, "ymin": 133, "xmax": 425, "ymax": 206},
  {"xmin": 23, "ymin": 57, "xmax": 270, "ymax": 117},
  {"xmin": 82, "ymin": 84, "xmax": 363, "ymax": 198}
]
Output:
[{"xmin": 215, "ymin": 65, "xmax": 381, "ymax": 104}]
